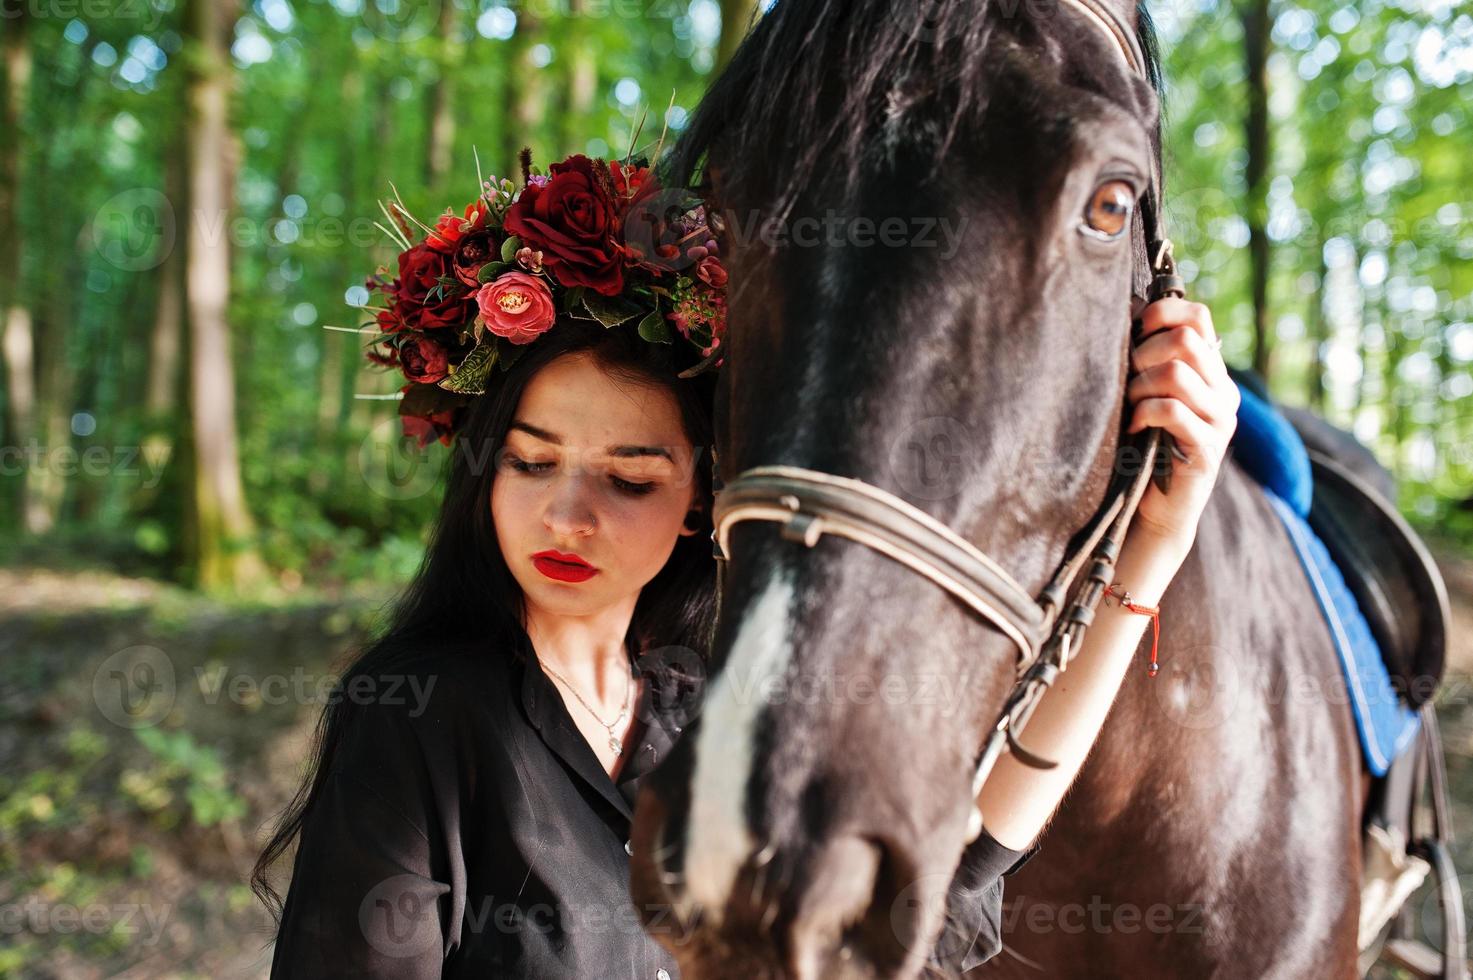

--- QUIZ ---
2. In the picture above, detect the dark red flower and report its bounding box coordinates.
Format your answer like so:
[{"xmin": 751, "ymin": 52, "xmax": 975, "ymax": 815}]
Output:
[
  {"xmin": 503, "ymin": 155, "xmax": 624, "ymax": 296},
  {"xmin": 610, "ymin": 160, "xmax": 652, "ymax": 200},
  {"xmin": 399, "ymin": 335, "xmax": 450, "ymax": 384},
  {"xmin": 394, "ymin": 243, "xmax": 476, "ymax": 331},
  {"xmin": 696, "ymin": 255, "xmax": 727, "ymax": 289},
  {"xmin": 451, "ymin": 229, "xmax": 498, "ymax": 287},
  {"xmin": 402, "ymin": 409, "xmax": 458, "ymax": 449}
]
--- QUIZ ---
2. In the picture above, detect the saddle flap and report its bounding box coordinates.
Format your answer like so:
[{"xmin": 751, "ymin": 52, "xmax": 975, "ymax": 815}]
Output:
[{"xmin": 1303, "ymin": 450, "xmax": 1451, "ymax": 708}]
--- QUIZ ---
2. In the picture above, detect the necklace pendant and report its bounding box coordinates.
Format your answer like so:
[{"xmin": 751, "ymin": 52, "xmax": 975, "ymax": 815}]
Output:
[{"xmin": 609, "ymin": 736, "xmax": 623, "ymax": 755}]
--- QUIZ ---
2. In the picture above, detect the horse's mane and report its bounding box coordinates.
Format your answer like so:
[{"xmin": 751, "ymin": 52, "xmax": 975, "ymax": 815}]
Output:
[{"xmin": 662, "ymin": 0, "xmax": 1163, "ymax": 225}]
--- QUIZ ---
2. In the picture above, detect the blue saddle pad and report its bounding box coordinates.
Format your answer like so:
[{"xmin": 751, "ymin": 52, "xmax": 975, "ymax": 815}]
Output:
[{"xmin": 1230, "ymin": 384, "xmax": 1419, "ymax": 776}]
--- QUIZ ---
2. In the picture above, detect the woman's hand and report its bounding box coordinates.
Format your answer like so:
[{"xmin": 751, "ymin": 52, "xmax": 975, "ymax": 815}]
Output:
[{"xmin": 1125, "ymin": 297, "xmax": 1240, "ymax": 546}]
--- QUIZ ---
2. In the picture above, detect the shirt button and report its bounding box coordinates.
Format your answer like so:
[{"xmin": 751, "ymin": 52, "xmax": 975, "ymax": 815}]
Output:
[
  {"xmin": 656, "ymin": 970, "xmax": 671, "ymax": 980},
  {"xmin": 625, "ymin": 840, "xmax": 633, "ymax": 855}
]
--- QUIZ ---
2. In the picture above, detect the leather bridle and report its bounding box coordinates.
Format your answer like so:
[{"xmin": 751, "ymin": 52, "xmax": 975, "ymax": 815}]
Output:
[{"xmin": 706, "ymin": 0, "xmax": 1187, "ymax": 815}]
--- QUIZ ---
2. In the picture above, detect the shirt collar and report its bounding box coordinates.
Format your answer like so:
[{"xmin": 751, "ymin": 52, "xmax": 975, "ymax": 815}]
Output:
[{"xmin": 514, "ymin": 628, "xmax": 684, "ymax": 824}]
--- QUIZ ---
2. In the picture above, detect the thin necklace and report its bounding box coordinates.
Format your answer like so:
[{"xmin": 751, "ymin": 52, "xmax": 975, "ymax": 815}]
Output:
[{"xmin": 537, "ymin": 657, "xmax": 633, "ymax": 756}]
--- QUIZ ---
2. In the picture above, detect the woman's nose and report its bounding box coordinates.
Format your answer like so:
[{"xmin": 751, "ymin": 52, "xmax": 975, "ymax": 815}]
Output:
[{"xmin": 543, "ymin": 474, "xmax": 598, "ymax": 537}]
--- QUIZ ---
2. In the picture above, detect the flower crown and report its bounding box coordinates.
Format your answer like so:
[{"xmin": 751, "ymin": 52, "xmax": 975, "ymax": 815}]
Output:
[{"xmin": 357, "ymin": 148, "xmax": 727, "ymax": 448}]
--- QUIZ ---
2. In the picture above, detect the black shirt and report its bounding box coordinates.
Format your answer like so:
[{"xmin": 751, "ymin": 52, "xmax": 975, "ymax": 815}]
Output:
[{"xmin": 268, "ymin": 631, "xmax": 1034, "ymax": 978}]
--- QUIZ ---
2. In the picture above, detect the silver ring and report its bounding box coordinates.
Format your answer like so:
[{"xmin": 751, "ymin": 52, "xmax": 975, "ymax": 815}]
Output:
[{"xmin": 1208, "ymin": 336, "xmax": 1224, "ymax": 351}]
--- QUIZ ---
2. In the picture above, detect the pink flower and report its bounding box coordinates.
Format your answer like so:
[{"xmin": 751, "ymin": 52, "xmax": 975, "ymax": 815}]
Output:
[
  {"xmin": 475, "ymin": 272, "xmax": 557, "ymax": 345},
  {"xmin": 515, "ymin": 246, "xmax": 545, "ymax": 273}
]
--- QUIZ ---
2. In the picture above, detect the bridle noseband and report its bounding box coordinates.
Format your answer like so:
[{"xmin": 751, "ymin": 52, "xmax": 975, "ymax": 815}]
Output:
[{"xmin": 707, "ymin": 0, "xmax": 1188, "ymax": 818}]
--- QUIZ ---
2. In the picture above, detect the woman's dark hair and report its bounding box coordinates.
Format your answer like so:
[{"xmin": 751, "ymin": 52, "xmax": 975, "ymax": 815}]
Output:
[{"xmin": 251, "ymin": 318, "xmax": 718, "ymax": 920}]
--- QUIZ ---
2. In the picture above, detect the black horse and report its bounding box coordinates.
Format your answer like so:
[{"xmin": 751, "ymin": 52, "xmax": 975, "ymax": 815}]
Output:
[{"xmin": 630, "ymin": 1, "xmax": 1367, "ymax": 976}]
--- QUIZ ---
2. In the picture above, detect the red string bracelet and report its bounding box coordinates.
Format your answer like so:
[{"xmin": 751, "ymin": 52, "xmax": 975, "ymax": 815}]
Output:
[{"xmin": 1104, "ymin": 584, "xmax": 1161, "ymax": 677}]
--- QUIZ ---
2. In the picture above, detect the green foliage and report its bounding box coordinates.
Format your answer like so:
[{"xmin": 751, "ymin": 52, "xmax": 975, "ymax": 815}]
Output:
[{"xmin": 129, "ymin": 728, "xmax": 247, "ymax": 828}]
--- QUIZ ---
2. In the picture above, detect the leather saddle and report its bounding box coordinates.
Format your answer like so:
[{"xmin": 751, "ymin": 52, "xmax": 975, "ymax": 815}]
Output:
[{"xmin": 1279, "ymin": 405, "xmax": 1451, "ymax": 709}]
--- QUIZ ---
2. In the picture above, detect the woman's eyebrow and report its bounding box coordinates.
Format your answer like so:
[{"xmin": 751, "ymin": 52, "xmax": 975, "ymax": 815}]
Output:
[{"xmin": 509, "ymin": 420, "xmax": 675, "ymax": 461}]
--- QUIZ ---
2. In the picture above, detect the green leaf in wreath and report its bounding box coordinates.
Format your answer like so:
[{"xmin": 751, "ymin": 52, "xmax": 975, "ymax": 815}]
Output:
[
  {"xmin": 637, "ymin": 309, "xmax": 672, "ymax": 344},
  {"xmin": 400, "ymin": 382, "xmax": 470, "ymax": 417},
  {"xmin": 477, "ymin": 261, "xmax": 511, "ymax": 283},
  {"xmin": 579, "ymin": 291, "xmax": 642, "ymax": 328},
  {"xmin": 558, "ymin": 285, "xmax": 586, "ymax": 313},
  {"xmin": 437, "ymin": 343, "xmax": 497, "ymax": 395},
  {"xmin": 500, "ymin": 235, "xmax": 521, "ymax": 263}
]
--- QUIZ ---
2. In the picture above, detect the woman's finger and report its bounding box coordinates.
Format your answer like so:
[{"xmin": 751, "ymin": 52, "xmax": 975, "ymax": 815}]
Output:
[
  {"xmin": 1126, "ymin": 396, "xmax": 1227, "ymax": 466},
  {"xmin": 1138, "ymin": 298, "xmax": 1217, "ymax": 349},
  {"xmin": 1127, "ymin": 358, "xmax": 1236, "ymax": 429},
  {"xmin": 1131, "ymin": 324, "xmax": 1231, "ymax": 388}
]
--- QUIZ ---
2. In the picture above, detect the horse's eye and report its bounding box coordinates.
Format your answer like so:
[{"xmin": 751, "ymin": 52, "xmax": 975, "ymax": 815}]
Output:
[{"xmin": 1082, "ymin": 180, "xmax": 1136, "ymax": 239}]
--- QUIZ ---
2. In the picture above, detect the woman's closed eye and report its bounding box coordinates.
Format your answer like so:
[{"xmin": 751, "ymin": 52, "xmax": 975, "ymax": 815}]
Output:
[{"xmin": 503, "ymin": 454, "xmax": 658, "ymax": 496}]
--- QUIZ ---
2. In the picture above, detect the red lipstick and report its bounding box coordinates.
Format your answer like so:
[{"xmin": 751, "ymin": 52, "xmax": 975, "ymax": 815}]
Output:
[{"xmin": 531, "ymin": 550, "xmax": 598, "ymax": 583}]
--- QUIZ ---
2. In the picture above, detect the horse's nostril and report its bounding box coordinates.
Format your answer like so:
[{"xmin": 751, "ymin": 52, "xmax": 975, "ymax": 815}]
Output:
[{"xmin": 784, "ymin": 836, "xmax": 890, "ymax": 977}]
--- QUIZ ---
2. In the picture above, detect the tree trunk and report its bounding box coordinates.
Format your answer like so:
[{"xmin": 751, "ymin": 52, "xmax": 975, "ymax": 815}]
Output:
[
  {"xmin": 0, "ymin": 3, "xmax": 42, "ymax": 532},
  {"xmin": 424, "ymin": 0, "xmax": 459, "ymax": 189},
  {"xmin": 183, "ymin": 0, "xmax": 265, "ymax": 591},
  {"xmin": 561, "ymin": 0, "xmax": 599, "ymax": 156},
  {"xmin": 1305, "ymin": 234, "xmax": 1328, "ymax": 411},
  {"xmin": 718, "ymin": 0, "xmax": 760, "ymax": 71},
  {"xmin": 1241, "ymin": 0, "xmax": 1272, "ymax": 382},
  {"xmin": 146, "ymin": 144, "xmax": 186, "ymax": 422},
  {"xmin": 504, "ymin": 9, "xmax": 547, "ymax": 171}
]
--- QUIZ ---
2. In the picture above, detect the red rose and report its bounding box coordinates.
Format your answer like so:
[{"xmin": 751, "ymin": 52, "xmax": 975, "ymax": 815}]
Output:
[
  {"xmin": 503, "ymin": 155, "xmax": 624, "ymax": 296},
  {"xmin": 400, "ymin": 335, "xmax": 450, "ymax": 384},
  {"xmin": 395, "ymin": 243, "xmax": 476, "ymax": 331}
]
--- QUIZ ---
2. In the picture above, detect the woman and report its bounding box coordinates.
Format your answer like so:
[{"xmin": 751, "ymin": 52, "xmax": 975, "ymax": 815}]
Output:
[{"xmin": 253, "ymin": 160, "xmax": 1238, "ymax": 977}]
